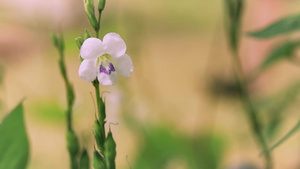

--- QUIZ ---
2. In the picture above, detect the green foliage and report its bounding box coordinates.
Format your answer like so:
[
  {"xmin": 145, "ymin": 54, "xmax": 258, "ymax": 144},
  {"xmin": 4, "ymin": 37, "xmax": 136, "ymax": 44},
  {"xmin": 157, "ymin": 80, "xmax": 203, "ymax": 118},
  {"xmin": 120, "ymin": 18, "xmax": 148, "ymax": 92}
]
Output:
[
  {"xmin": 51, "ymin": 32, "xmax": 65, "ymax": 53},
  {"xmin": 52, "ymin": 31, "xmax": 79, "ymax": 169},
  {"xmin": 248, "ymin": 14, "xmax": 300, "ymax": 38},
  {"xmin": 79, "ymin": 149, "xmax": 90, "ymax": 169},
  {"xmin": 186, "ymin": 133, "xmax": 226, "ymax": 169},
  {"xmin": 93, "ymin": 150, "xmax": 107, "ymax": 169},
  {"xmin": 259, "ymin": 40, "xmax": 300, "ymax": 70},
  {"xmin": 261, "ymin": 121, "xmax": 300, "ymax": 156},
  {"xmin": 257, "ymin": 82, "xmax": 300, "ymax": 139},
  {"xmin": 98, "ymin": 0, "xmax": 106, "ymax": 12},
  {"xmin": 32, "ymin": 100, "xmax": 65, "ymax": 123},
  {"xmin": 104, "ymin": 130, "xmax": 116, "ymax": 169},
  {"xmin": 85, "ymin": 30, "xmax": 91, "ymax": 39},
  {"xmin": 75, "ymin": 37, "xmax": 84, "ymax": 49},
  {"xmin": 224, "ymin": 0, "xmax": 244, "ymax": 51},
  {"xmin": 84, "ymin": 0, "xmax": 98, "ymax": 31},
  {"xmin": 0, "ymin": 102, "xmax": 29, "ymax": 169},
  {"xmin": 133, "ymin": 126, "xmax": 226, "ymax": 169},
  {"xmin": 94, "ymin": 120, "xmax": 105, "ymax": 152},
  {"xmin": 66, "ymin": 130, "xmax": 80, "ymax": 158}
]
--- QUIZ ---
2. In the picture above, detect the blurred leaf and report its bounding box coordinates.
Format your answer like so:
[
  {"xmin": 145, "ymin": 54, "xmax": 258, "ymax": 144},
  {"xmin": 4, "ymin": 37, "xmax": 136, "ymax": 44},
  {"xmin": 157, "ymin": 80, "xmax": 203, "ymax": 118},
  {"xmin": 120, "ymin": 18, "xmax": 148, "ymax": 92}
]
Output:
[
  {"xmin": 186, "ymin": 133, "xmax": 226, "ymax": 169},
  {"xmin": 133, "ymin": 126, "xmax": 226, "ymax": 169},
  {"xmin": 261, "ymin": 121, "xmax": 300, "ymax": 155},
  {"xmin": 248, "ymin": 14, "xmax": 300, "ymax": 38},
  {"xmin": 0, "ymin": 102, "xmax": 29, "ymax": 169},
  {"xmin": 259, "ymin": 40, "xmax": 300, "ymax": 70},
  {"xmin": 255, "ymin": 81, "xmax": 300, "ymax": 139},
  {"xmin": 224, "ymin": 0, "xmax": 244, "ymax": 51},
  {"xmin": 32, "ymin": 100, "xmax": 64, "ymax": 123},
  {"xmin": 133, "ymin": 126, "xmax": 187, "ymax": 169}
]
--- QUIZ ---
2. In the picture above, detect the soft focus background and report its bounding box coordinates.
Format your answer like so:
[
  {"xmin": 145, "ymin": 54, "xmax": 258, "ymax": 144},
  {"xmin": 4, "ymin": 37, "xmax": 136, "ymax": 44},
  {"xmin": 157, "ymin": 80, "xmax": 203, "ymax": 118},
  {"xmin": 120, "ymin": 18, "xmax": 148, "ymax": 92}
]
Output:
[{"xmin": 0, "ymin": 0, "xmax": 300, "ymax": 169}]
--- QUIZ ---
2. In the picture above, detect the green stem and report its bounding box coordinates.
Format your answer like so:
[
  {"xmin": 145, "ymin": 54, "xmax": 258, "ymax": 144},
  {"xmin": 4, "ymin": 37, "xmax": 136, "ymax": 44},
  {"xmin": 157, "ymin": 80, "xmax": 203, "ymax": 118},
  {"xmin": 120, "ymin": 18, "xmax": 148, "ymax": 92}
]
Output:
[
  {"xmin": 92, "ymin": 80, "xmax": 106, "ymax": 127},
  {"xmin": 95, "ymin": 12, "xmax": 102, "ymax": 38},
  {"xmin": 231, "ymin": 50, "xmax": 272, "ymax": 169},
  {"xmin": 57, "ymin": 42, "xmax": 78, "ymax": 169}
]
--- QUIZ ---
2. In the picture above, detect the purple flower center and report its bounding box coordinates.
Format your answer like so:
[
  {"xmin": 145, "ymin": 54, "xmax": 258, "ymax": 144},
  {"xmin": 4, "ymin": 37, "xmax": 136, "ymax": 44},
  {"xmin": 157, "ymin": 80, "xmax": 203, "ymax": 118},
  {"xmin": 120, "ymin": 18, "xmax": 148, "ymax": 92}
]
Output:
[{"xmin": 99, "ymin": 62, "xmax": 115, "ymax": 75}]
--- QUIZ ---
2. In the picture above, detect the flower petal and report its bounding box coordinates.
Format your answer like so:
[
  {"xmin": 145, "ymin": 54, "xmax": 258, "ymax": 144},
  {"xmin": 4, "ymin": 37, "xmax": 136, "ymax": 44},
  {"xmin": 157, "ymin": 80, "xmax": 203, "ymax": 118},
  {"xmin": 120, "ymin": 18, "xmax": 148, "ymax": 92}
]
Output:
[
  {"xmin": 98, "ymin": 71, "xmax": 118, "ymax": 86},
  {"xmin": 114, "ymin": 54, "xmax": 133, "ymax": 77},
  {"xmin": 80, "ymin": 38, "xmax": 104, "ymax": 60},
  {"xmin": 78, "ymin": 59, "xmax": 97, "ymax": 82},
  {"xmin": 103, "ymin": 33, "xmax": 126, "ymax": 57}
]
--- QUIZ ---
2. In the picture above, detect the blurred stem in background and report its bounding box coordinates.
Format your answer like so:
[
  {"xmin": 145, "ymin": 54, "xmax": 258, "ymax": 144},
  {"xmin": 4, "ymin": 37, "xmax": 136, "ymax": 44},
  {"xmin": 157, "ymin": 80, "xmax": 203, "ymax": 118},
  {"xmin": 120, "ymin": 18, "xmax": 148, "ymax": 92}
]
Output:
[
  {"xmin": 52, "ymin": 32, "xmax": 80, "ymax": 169},
  {"xmin": 224, "ymin": 0, "xmax": 273, "ymax": 169}
]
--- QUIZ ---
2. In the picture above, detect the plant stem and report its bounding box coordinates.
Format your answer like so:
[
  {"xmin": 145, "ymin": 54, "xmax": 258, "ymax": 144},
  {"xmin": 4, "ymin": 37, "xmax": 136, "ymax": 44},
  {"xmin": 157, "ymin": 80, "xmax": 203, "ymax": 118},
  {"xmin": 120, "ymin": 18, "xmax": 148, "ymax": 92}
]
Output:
[
  {"xmin": 92, "ymin": 80, "xmax": 106, "ymax": 130},
  {"xmin": 57, "ymin": 42, "xmax": 78, "ymax": 169},
  {"xmin": 231, "ymin": 50, "xmax": 272, "ymax": 169},
  {"xmin": 95, "ymin": 12, "xmax": 102, "ymax": 38}
]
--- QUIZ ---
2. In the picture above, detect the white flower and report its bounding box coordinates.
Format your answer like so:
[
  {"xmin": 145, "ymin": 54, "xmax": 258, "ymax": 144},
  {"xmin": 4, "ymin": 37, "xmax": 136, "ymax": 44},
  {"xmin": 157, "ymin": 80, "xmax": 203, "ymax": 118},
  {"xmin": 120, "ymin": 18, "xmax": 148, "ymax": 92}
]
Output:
[{"xmin": 78, "ymin": 33, "xmax": 134, "ymax": 85}]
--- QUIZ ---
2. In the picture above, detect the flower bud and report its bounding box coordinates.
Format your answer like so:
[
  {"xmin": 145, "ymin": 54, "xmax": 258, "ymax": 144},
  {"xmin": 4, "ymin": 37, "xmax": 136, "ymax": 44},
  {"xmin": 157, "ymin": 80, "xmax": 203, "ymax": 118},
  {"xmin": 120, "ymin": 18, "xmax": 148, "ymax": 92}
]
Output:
[
  {"xmin": 51, "ymin": 31, "xmax": 59, "ymax": 48},
  {"xmin": 79, "ymin": 149, "xmax": 90, "ymax": 169},
  {"xmin": 92, "ymin": 149, "xmax": 106, "ymax": 169},
  {"xmin": 84, "ymin": 0, "xmax": 98, "ymax": 30},
  {"xmin": 51, "ymin": 32, "xmax": 64, "ymax": 52},
  {"xmin": 94, "ymin": 120, "xmax": 105, "ymax": 152},
  {"xmin": 66, "ymin": 130, "xmax": 79, "ymax": 157},
  {"xmin": 104, "ymin": 130, "xmax": 116, "ymax": 169},
  {"xmin": 98, "ymin": 0, "xmax": 105, "ymax": 12}
]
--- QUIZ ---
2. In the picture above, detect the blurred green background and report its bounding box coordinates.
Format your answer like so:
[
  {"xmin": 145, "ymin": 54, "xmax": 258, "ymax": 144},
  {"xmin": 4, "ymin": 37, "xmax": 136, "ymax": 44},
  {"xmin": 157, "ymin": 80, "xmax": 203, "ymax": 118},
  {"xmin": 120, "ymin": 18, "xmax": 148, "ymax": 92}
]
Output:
[{"xmin": 0, "ymin": 0, "xmax": 300, "ymax": 169}]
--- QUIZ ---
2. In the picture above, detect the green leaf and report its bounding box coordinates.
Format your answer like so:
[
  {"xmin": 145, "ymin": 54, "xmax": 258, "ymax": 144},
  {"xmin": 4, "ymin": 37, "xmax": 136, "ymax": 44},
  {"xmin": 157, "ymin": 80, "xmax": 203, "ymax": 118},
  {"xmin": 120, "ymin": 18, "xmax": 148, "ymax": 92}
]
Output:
[
  {"xmin": 248, "ymin": 14, "xmax": 300, "ymax": 38},
  {"xmin": 104, "ymin": 130, "xmax": 116, "ymax": 169},
  {"xmin": 79, "ymin": 149, "xmax": 90, "ymax": 169},
  {"xmin": 94, "ymin": 120, "xmax": 105, "ymax": 152},
  {"xmin": 92, "ymin": 149, "xmax": 106, "ymax": 169},
  {"xmin": 261, "ymin": 82, "xmax": 300, "ymax": 139},
  {"xmin": 259, "ymin": 40, "xmax": 300, "ymax": 70},
  {"xmin": 261, "ymin": 121, "xmax": 300, "ymax": 156},
  {"xmin": 0, "ymin": 102, "xmax": 30, "ymax": 169}
]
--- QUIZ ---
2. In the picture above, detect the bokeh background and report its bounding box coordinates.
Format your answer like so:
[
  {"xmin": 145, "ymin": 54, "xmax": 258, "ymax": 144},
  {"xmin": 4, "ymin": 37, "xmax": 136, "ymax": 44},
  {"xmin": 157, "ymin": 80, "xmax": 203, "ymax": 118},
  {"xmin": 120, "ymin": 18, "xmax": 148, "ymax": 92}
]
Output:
[{"xmin": 0, "ymin": 0, "xmax": 300, "ymax": 169}]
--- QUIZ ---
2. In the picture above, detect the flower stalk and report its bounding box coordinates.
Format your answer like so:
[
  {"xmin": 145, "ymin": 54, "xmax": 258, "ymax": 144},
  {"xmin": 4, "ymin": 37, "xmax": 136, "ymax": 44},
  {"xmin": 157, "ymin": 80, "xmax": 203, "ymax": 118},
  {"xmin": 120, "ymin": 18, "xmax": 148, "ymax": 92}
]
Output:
[
  {"xmin": 52, "ymin": 32, "xmax": 80, "ymax": 169},
  {"xmin": 81, "ymin": 0, "xmax": 120, "ymax": 169},
  {"xmin": 224, "ymin": 0, "xmax": 272, "ymax": 168}
]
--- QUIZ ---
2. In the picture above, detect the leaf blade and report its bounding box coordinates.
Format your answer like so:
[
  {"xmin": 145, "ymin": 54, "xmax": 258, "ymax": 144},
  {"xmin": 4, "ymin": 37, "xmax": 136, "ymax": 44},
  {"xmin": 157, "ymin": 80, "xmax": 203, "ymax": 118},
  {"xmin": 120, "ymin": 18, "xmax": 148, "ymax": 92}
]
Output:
[
  {"xmin": 248, "ymin": 14, "xmax": 300, "ymax": 38},
  {"xmin": 259, "ymin": 40, "xmax": 300, "ymax": 70},
  {"xmin": 261, "ymin": 121, "xmax": 300, "ymax": 156},
  {"xmin": 0, "ymin": 102, "xmax": 30, "ymax": 169}
]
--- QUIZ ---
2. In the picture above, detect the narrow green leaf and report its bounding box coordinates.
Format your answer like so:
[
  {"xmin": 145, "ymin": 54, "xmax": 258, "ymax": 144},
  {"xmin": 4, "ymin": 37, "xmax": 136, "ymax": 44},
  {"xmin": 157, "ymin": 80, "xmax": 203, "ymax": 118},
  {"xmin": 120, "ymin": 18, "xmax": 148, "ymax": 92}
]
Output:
[
  {"xmin": 248, "ymin": 14, "xmax": 300, "ymax": 38},
  {"xmin": 92, "ymin": 149, "xmax": 106, "ymax": 169},
  {"xmin": 259, "ymin": 40, "xmax": 300, "ymax": 70},
  {"xmin": 104, "ymin": 130, "xmax": 116, "ymax": 169},
  {"xmin": 261, "ymin": 121, "xmax": 300, "ymax": 156},
  {"xmin": 85, "ymin": 30, "xmax": 91, "ymax": 39},
  {"xmin": 94, "ymin": 120, "xmax": 105, "ymax": 152},
  {"xmin": 66, "ymin": 130, "xmax": 79, "ymax": 157},
  {"xmin": 0, "ymin": 102, "xmax": 30, "ymax": 169},
  {"xmin": 75, "ymin": 37, "xmax": 84, "ymax": 49},
  {"xmin": 261, "ymin": 82, "xmax": 300, "ymax": 139}
]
